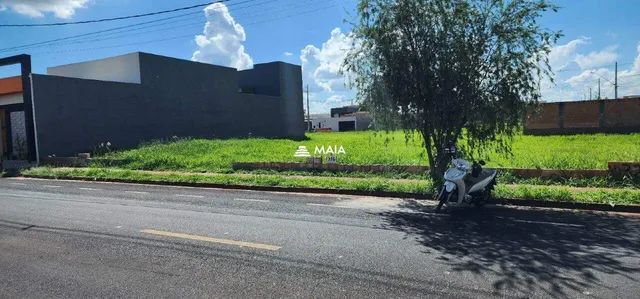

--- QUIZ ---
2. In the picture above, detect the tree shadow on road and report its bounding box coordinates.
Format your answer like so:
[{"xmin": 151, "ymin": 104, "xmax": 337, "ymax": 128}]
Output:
[{"xmin": 377, "ymin": 203, "xmax": 640, "ymax": 297}]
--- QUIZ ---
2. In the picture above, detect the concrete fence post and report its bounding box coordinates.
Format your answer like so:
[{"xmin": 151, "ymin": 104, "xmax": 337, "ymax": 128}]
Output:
[
  {"xmin": 599, "ymin": 100, "xmax": 606, "ymax": 129},
  {"xmin": 558, "ymin": 102, "xmax": 565, "ymax": 129}
]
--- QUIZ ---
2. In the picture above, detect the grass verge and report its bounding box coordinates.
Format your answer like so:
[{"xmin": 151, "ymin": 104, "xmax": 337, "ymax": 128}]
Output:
[
  {"xmin": 22, "ymin": 167, "xmax": 640, "ymax": 206},
  {"xmin": 23, "ymin": 167, "xmax": 432, "ymax": 194},
  {"xmin": 497, "ymin": 171, "xmax": 640, "ymax": 189}
]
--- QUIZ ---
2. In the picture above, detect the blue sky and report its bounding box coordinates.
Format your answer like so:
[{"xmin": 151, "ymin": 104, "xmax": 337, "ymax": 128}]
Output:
[{"xmin": 1, "ymin": 0, "xmax": 640, "ymax": 112}]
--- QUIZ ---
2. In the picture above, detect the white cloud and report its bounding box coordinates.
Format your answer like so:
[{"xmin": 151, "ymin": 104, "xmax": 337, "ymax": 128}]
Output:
[
  {"xmin": 283, "ymin": 52, "xmax": 293, "ymax": 57},
  {"xmin": 300, "ymin": 27, "xmax": 356, "ymax": 113},
  {"xmin": 301, "ymin": 28, "xmax": 355, "ymax": 93},
  {"xmin": 539, "ymin": 38, "xmax": 588, "ymax": 101},
  {"xmin": 575, "ymin": 46, "xmax": 618, "ymax": 70},
  {"xmin": 0, "ymin": 0, "xmax": 88, "ymax": 19},
  {"xmin": 307, "ymin": 93, "xmax": 354, "ymax": 115},
  {"xmin": 548, "ymin": 37, "xmax": 588, "ymax": 71},
  {"xmin": 632, "ymin": 43, "xmax": 640, "ymax": 73},
  {"xmin": 192, "ymin": 3, "xmax": 253, "ymax": 70},
  {"xmin": 610, "ymin": 43, "xmax": 640, "ymax": 97},
  {"xmin": 539, "ymin": 38, "xmax": 640, "ymax": 101},
  {"xmin": 550, "ymin": 43, "xmax": 640, "ymax": 101},
  {"xmin": 565, "ymin": 68, "xmax": 611, "ymax": 86}
]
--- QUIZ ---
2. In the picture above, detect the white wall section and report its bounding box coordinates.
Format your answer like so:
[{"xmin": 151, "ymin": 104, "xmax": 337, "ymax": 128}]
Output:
[
  {"xmin": 47, "ymin": 52, "xmax": 141, "ymax": 84},
  {"xmin": 0, "ymin": 93, "xmax": 23, "ymax": 105}
]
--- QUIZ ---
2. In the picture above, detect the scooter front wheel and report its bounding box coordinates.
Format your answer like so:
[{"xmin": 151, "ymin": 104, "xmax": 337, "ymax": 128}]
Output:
[{"xmin": 435, "ymin": 189, "xmax": 448, "ymax": 213}]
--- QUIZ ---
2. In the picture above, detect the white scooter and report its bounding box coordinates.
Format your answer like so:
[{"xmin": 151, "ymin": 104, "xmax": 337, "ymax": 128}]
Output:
[{"xmin": 434, "ymin": 145, "xmax": 497, "ymax": 212}]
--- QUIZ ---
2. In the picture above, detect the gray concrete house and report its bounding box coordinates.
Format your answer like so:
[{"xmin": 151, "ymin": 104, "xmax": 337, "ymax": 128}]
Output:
[
  {"xmin": 0, "ymin": 52, "xmax": 305, "ymax": 162},
  {"xmin": 306, "ymin": 105, "xmax": 372, "ymax": 132}
]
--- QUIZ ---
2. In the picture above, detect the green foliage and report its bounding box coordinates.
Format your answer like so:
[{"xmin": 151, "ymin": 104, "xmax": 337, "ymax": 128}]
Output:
[
  {"xmin": 345, "ymin": 0, "xmax": 561, "ymax": 181},
  {"xmin": 92, "ymin": 141, "xmax": 115, "ymax": 156},
  {"xmin": 96, "ymin": 131, "xmax": 640, "ymax": 172},
  {"xmin": 498, "ymin": 171, "xmax": 640, "ymax": 189},
  {"xmin": 494, "ymin": 184, "xmax": 640, "ymax": 205},
  {"xmin": 23, "ymin": 167, "xmax": 432, "ymax": 194}
]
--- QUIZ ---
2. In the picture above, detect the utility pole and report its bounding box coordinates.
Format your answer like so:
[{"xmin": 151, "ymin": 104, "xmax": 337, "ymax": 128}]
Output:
[
  {"xmin": 589, "ymin": 87, "xmax": 592, "ymax": 100},
  {"xmin": 306, "ymin": 84, "xmax": 310, "ymax": 131},
  {"xmin": 598, "ymin": 78, "xmax": 601, "ymax": 100},
  {"xmin": 614, "ymin": 61, "xmax": 618, "ymax": 99}
]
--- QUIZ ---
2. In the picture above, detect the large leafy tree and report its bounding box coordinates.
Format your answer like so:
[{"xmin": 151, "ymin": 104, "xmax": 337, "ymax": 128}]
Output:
[{"xmin": 345, "ymin": 0, "xmax": 560, "ymax": 183}]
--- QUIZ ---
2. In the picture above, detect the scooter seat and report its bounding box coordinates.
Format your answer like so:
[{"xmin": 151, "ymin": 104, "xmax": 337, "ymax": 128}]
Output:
[{"xmin": 465, "ymin": 169, "xmax": 496, "ymax": 187}]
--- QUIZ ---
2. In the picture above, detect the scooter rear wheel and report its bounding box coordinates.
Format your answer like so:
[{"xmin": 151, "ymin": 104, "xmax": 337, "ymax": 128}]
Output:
[{"xmin": 474, "ymin": 180, "xmax": 496, "ymax": 208}]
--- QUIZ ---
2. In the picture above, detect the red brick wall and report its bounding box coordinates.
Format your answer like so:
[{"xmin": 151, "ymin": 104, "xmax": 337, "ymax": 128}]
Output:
[
  {"xmin": 525, "ymin": 97, "xmax": 640, "ymax": 134},
  {"xmin": 563, "ymin": 101, "xmax": 600, "ymax": 128},
  {"xmin": 604, "ymin": 99, "xmax": 640, "ymax": 127},
  {"xmin": 526, "ymin": 104, "xmax": 559, "ymax": 129}
]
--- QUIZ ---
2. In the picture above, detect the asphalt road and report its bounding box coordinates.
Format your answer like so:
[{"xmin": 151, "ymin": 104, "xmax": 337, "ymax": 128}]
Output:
[{"xmin": 1, "ymin": 177, "xmax": 639, "ymax": 298}]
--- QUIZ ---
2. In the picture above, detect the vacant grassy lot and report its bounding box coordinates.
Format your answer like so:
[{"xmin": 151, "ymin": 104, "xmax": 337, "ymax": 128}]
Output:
[{"xmin": 99, "ymin": 131, "xmax": 640, "ymax": 172}]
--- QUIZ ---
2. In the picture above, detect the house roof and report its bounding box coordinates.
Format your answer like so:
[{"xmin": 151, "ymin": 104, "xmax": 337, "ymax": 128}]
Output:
[{"xmin": 0, "ymin": 76, "xmax": 22, "ymax": 96}]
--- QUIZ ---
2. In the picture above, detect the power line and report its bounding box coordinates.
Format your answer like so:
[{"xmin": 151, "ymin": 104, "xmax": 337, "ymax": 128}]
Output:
[
  {"xmin": 242, "ymin": 2, "xmax": 335, "ymax": 26},
  {"xmin": 24, "ymin": 3, "xmax": 335, "ymax": 56},
  {"xmin": 12, "ymin": 2, "xmax": 321, "ymax": 51},
  {"xmin": 555, "ymin": 61, "xmax": 633, "ymax": 73},
  {"xmin": 66, "ymin": 0, "xmax": 318, "ymax": 45},
  {"xmin": 75, "ymin": 0, "xmax": 324, "ymax": 43},
  {"xmin": 0, "ymin": 11, "xmax": 203, "ymax": 53},
  {"xmin": 625, "ymin": 81, "xmax": 640, "ymax": 88},
  {"xmin": 2, "ymin": 0, "xmax": 331, "ymax": 56},
  {"xmin": 615, "ymin": 61, "xmax": 618, "ymax": 99},
  {"xmin": 0, "ymin": 0, "xmax": 270, "ymax": 53},
  {"xmin": 619, "ymin": 73, "xmax": 640, "ymax": 78},
  {"xmin": 25, "ymin": 34, "xmax": 197, "ymax": 55},
  {"xmin": 590, "ymin": 70, "xmax": 615, "ymax": 85},
  {"xmin": 0, "ymin": 1, "xmax": 225, "ymax": 27}
]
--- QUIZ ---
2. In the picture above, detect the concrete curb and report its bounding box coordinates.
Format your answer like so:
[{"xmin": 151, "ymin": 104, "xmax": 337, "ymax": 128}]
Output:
[{"xmin": 21, "ymin": 174, "xmax": 640, "ymax": 214}]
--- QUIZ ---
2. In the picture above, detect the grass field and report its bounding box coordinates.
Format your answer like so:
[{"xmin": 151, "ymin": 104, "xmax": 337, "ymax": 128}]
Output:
[
  {"xmin": 99, "ymin": 131, "xmax": 640, "ymax": 172},
  {"xmin": 25, "ymin": 131, "xmax": 639, "ymax": 206}
]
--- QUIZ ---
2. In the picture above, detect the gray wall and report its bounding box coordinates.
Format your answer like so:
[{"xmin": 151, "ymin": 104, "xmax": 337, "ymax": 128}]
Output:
[
  {"xmin": 31, "ymin": 52, "xmax": 304, "ymax": 157},
  {"xmin": 277, "ymin": 63, "xmax": 305, "ymax": 137},
  {"xmin": 239, "ymin": 63, "xmax": 281, "ymax": 96}
]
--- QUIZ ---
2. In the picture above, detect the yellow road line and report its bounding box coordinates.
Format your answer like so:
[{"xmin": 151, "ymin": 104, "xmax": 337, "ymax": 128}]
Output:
[{"xmin": 141, "ymin": 229, "xmax": 281, "ymax": 251}]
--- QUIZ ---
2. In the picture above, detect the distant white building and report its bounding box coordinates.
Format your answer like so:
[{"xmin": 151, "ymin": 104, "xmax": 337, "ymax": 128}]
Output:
[{"xmin": 305, "ymin": 106, "xmax": 372, "ymax": 132}]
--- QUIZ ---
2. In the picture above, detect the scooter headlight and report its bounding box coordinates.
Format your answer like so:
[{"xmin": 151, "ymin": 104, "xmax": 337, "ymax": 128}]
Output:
[{"xmin": 445, "ymin": 181, "xmax": 456, "ymax": 192}]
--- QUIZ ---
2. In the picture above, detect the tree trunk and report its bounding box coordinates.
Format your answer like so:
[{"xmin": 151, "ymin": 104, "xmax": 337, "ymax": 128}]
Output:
[{"xmin": 421, "ymin": 130, "xmax": 444, "ymax": 190}]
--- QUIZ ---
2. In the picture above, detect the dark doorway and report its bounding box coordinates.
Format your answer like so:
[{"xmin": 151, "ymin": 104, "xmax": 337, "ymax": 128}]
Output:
[{"xmin": 338, "ymin": 121, "xmax": 356, "ymax": 132}]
